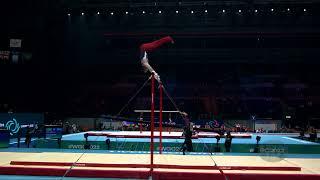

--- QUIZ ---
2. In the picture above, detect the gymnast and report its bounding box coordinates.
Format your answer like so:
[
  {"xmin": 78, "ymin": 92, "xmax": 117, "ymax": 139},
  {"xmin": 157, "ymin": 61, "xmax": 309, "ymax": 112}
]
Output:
[{"xmin": 140, "ymin": 36, "xmax": 174, "ymax": 81}]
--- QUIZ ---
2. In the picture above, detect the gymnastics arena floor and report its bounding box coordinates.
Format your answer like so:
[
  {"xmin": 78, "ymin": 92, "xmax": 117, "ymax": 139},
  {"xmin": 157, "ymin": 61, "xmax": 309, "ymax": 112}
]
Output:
[
  {"xmin": 0, "ymin": 148, "xmax": 320, "ymax": 179},
  {"xmin": 0, "ymin": 131, "xmax": 319, "ymax": 179}
]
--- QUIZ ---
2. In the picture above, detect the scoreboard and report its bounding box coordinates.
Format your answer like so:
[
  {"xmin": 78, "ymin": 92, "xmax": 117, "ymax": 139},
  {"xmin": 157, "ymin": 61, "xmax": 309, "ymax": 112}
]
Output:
[{"xmin": 45, "ymin": 125, "xmax": 63, "ymax": 139}]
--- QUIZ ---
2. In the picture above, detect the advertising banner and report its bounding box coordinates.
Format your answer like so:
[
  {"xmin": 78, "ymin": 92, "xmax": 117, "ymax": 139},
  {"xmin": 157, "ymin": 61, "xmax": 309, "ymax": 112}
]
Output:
[{"xmin": 0, "ymin": 113, "xmax": 44, "ymax": 138}]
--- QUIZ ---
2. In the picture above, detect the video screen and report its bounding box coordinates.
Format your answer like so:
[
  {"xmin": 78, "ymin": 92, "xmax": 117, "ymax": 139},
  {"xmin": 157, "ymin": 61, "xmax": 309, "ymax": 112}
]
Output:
[{"xmin": 45, "ymin": 126, "xmax": 62, "ymax": 139}]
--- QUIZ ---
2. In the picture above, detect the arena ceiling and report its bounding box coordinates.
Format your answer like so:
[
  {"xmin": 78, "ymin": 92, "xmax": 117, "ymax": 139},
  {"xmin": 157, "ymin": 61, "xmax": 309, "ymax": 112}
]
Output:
[
  {"xmin": 59, "ymin": 0, "xmax": 320, "ymax": 64},
  {"xmin": 1, "ymin": 0, "xmax": 320, "ymax": 64}
]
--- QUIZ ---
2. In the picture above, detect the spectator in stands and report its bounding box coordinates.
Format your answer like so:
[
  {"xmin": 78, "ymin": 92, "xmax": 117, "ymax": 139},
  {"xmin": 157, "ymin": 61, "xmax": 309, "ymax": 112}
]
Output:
[
  {"xmin": 309, "ymin": 127, "xmax": 318, "ymax": 142},
  {"xmin": 241, "ymin": 125, "xmax": 246, "ymax": 132},
  {"xmin": 65, "ymin": 122, "xmax": 70, "ymax": 134},
  {"xmin": 236, "ymin": 124, "xmax": 241, "ymax": 132},
  {"xmin": 77, "ymin": 125, "xmax": 83, "ymax": 132},
  {"xmin": 72, "ymin": 123, "xmax": 77, "ymax": 133},
  {"xmin": 34, "ymin": 122, "xmax": 41, "ymax": 139},
  {"xmin": 205, "ymin": 122, "xmax": 210, "ymax": 129},
  {"xmin": 219, "ymin": 125, "xmax": 226, "ymax": 136},
  {"xmin": 122, "ymin": 121, "xmax": 128, "ymax": 131}
]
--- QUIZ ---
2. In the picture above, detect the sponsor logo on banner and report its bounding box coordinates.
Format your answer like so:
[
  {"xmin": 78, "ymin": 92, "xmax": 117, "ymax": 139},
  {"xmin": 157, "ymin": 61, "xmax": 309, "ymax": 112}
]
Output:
[
  {"xmin": 209, "ymin": 120, "xmax": 220, "ymax": 128},
  {"xmin": 259, "ymin": 140, "xmax": 288, "ymax": 162},
  {"xmin": 5, "ymin": 118, "xmax": 20, "ymax": 135},
  {"xmin": 68, "ymin": 144, "xmax": 101, "ymax": 150},
  {"xmin": 157, "ymin": 146, "xmax": 180, "ymax": 152}
]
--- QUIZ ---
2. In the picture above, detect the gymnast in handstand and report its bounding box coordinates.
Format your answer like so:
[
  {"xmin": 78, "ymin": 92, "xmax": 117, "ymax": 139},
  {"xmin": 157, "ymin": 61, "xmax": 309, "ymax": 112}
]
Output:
[{"xmin": 139, "ymin": 36, "xmax": 174, "ymax": 81}]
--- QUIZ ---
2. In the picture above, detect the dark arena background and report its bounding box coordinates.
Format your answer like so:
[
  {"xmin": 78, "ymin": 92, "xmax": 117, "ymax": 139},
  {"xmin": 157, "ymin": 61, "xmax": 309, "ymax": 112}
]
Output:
[{"xmin": 0, "ymin": 0, "xmax": 320, "ymax": 180}]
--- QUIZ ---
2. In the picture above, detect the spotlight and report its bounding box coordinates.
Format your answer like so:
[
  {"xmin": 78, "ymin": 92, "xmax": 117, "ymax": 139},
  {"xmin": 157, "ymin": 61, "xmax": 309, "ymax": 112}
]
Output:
[
  {"xmin": 142, "ymin": 11, "xmax": 145, "ymax": 14},
  {"xmin": 222, "ymin": 9, "xmax": 225, "ymax": 13},
  {"xmin": 191, "ymin": 10, "xmax": 194, "ymax": 14},
  {"xmin": 81, "ymin": 12, "xmax": 84, "ymax": 16},
  {"xmin": 287, "ymin": 8, "xmax": 290, "ymax": 11},
  {"xmin": 110, "ymin": 12, "xmax": 114, "ymax": 15},
  {"xmin": 176, "ymin": 10, "xmax": 179, "ymax": 14},
  {"xmin": 304, "ymin": 8, "xmax": 307, "ymax": 12},
  {"xmin": 159, "ymin": 10, "xmax": 162, "ymax": 14},
  {"xmin": 67, "ymin": 13, "xmax": 71, "ymax": 16},
  {"xmin": 255, "ymin": 9, "xmax": 258, "ymax": 13},
  {"xmin": 271, "ymin": 8, "xmax": 274, "ymax": 12},
  {"xmin": 97, "ymin": 12, "xmax": 100, "ymax": 15},
  {"xmin": 125, "ymin": 11, "xmax": 128, "ymax": 15},
  {"xmin": 205, "ymin": 9, "xmax": 208, "ymax": 13},
  {"xmin": 238, "ymin": 9, "xmax": 241, "ymax": 13}
]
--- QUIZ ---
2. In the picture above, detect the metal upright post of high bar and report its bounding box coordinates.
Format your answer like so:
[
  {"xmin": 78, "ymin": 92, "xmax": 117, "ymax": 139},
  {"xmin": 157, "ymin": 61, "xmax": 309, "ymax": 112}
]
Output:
[
  {"xmin": 150, "ymin": 72, "xmax": 155, "ymax": 173},
  {"xmin": 159, "ymin": 83, "xmax": 163, "ymax": 154}
]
